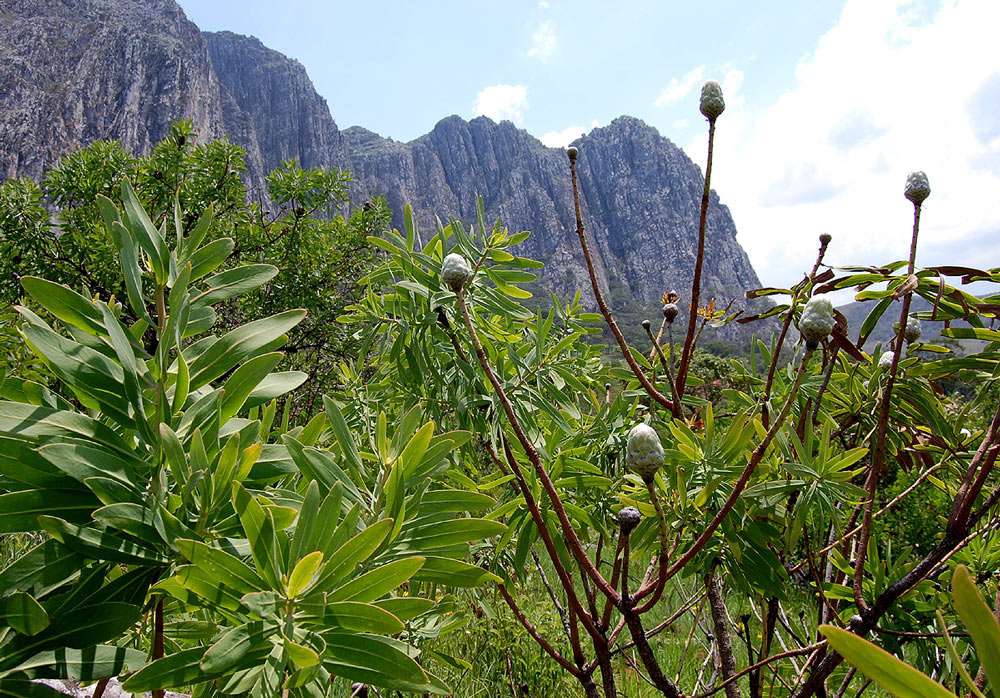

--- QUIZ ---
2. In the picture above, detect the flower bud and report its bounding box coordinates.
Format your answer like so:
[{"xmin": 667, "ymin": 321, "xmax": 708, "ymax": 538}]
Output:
[
  {"xmin": 700, "ymin": 80, "xmax": 725, "ymax": 120},
  {"xmin": 878, "ymin": 352, "xmax": 894, "ymax": 370},
  {"xmin": 662, "ymin": 303, "xmax": 679, "ymax": 322},
  {"xmin": 798, "ymin": 295, "xmax": 835, "ymax": 347},
  {"xmin": 641, "ymin": 319, "xmax": 651, "ymax": 331},
  {"xmin": 566, "ymin": 146, "xmax": 579, "ymax": 161},
  {"xmin": 618, "ymin": 506, "xmax": 641, "ymax": 534},
  {"xmin": 626, "ymin": 423, "xmax": 664, "ymax": 478},
  {"xmin": 441, "ymin": 253, "xmax": 472, "ymax": 292},
  {"xmin": 904, "ymin": 316, "xmax": 922, "ymax": 344},
  {"xmin": 904, "ymin": 171, "xmax": 930, "ymax": 205},
  {"xmin": 819, "ymin": 233, "xmax": 832, "ymax": 245}
]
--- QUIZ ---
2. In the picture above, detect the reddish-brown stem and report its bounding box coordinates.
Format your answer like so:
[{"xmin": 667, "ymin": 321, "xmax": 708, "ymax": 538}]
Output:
[
  {"xmin": 633, "ymin": 477, "xmax": 672, "ymax": 612},
  {"xmin": 706, "ymin": 561, "xmax": 743, "ymax": 698},
  {"xmin": 852, "ymin": 201, "xmax": 922, "ymax": 613},
  {"xmin": 459, "ymin": 290, "xmax": 616, "ymax": 612},
  {"xmin": 152, "ymin": 598, "xmax": 164, "ymax": 698},
  {"xmin": 689, "ymin": 643, "xmax": 826, "ymax": 698},
  {"xmin": 497, "ymin": 583, "xmax": 581, "ymax": 676},
  {"xmin": 566, "ymin": 150, "xmax": 675, "ymax": 413},
  {"xmin": 676, "ymin": 117, "xmax": 717, "ymax": 399},
  {"xmin": 662, "ymin": 346, "xmax": 814, "ymax": 582}
]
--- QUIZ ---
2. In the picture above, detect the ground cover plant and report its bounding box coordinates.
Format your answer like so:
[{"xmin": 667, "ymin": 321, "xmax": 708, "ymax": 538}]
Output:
[{"xmin": 0, "ymin": 77, "xmax": 999, "ymax": 698}]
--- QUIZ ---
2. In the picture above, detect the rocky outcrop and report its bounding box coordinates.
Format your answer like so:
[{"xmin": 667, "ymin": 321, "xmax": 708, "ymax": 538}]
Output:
[{"xmin": 0, "ymin": 0, "xmax": 763, "ymax": 332}]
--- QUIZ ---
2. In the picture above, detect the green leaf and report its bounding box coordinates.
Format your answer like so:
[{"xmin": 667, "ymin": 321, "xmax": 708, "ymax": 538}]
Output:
[
  {"xmin": 188, "ymin": 310, "xmax": 305, "ymax": 389},
  {"xmin": 220, "ymin": 352, "xmax": 284, "ymax": 423},
  {"xmin": 193, "ymin": 264, "xmax": 279, "ymax": 306},
  {"xmin": 324, "ymin": 602, "xmax": 405, "ymax": 634},
  {"xmin": 328, "ymin": 558, "xmax": 425, "ymax": 603},
  {"xmin": 0, "ymin": 490, "xmax": 98, "ymax": 533},
  {"xmin": 120, "ymin": 179, "xmax": 168, "ymax": 284},
  {"xmin": 0, "ymin": 592, "xmax": 49, "ymax": 635},
  {"xmin": 394, "ymin": 518, "xmax": 507, "ymax": 552},
  {"xmin": 19, "ymin": 278, "xmax": 107, "ymax": 338},
  {"xmin": 322, "ymin": 632, "xmax": 441, "ymax": 694},
  {"xmin": 312, "ymin": 519, "xmax": 393, "ymax": 593},
  {"xmin": 819, "ymin": 625, "xmax": 956, "ymax": 698},
  {"xmin": 0, "ymin": 680, "xmax": 72, "ymax": 697},
  {"xmin": 175, "ymin": 539, "xmax": 266, "ymax": 595},
  {"xmin": 38, "ymin": 517, "xmax": 169, "ymax": 565},
  {"xmin": 287, "ymin": 551, "xmax": 324, "ymax": 598},
  {"xmin": 200, "ymin": 621, "xmax": 274, "ymax": 674},
  {"xmin": 244, "ymin": 371, "xmax": 308, "ymax": 410},
  {"xmin": 0, "ymin": 539, "xmax": 85, "ymax": 599},
  {"xmin": 0, "ymin": 645, "xmax": 147, "ymax": 683},
  {"xmin": 410, "ymin": 557, "xmax": 501, "ymax": 587},
  {"xmin": 952, "ymin": 564, "xmax": 1000, "ymax": 692},
  {"xmin": 188, "ymin": 237, "xmax": 235, "ymax": 281}
]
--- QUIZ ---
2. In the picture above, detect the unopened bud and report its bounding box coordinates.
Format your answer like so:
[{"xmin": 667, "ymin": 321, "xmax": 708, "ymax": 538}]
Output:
[
  {"xmin": 819, "ymin": 233, "xmax": 832, "ymax": 245},
  {"xmin": 904, "ymin": 316, "xmax": 922, "ymax": 344},
  {"xmin": 618, "ymin": 506, "xmax": 641, "ymax": 534},
  {"xmin": 441, "ymin": 253, "xmax": 472, "ymax": 292},
  {"xmin": 798, "ymin": 295, "xmax": 835, "ymax": 347},
  {"xmin": 700, "ymin": 80, "xmax": 725, "ymax": 120},
  {"xmin": 662, "ymin": 303, "xmax": 679, "ymax": 322},
  {"xmin": 566, "ymin": 146, "xmax": 579, "ymax": 161},
  {"xmin": 626, "ymin": 423, "xmax": 664, "ymax": 478},
  {"xmin": 641, "ymin": 319, "xmax": 651, "ymax": 331},
  {"xmin": 904, "ymin": 171, "xmax": 930, "ymax": 205}
]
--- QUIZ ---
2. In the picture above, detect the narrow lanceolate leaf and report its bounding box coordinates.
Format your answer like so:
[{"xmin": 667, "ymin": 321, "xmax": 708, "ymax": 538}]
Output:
[
  {"xmin": 188, "ymin": 310, "xmax": 305, "ymax": 390},
  {"xmin": 819, "ymin": 625, "xmax": 956, "ymax": 698},
  {"xmin": 0, "ymin": 490, "xmax": 98, "ymax": 533},
  {"xmin": 0, "ymin": 602, "xmax": 141, "ymax": 669},
  {"xmin": 200, "ymin": 621, "xmax": 275, "ymax": 674},
  {"xmin": 193, "ymin": 264, "xmax": 279, "ymax": 307},
  {"xmin": 325, "ymin": 602, "xmax": 404, "ymax": 634},
  {"xmin": 0, "ymin": 645, "xmax": 147, "ymax": 683},
  {"xmin": 312, "ymin": 519, "xmax": 394, "ymax": 593},
  {"xmin": 286, "ymin": 551, "xmax": 324, "ymax": 599},
  {"xmin": 38, "ymin": 516, "xmax": 169, "ymax": 566},
  {"xmin": 174, "ymin": 539, "xmax": 266, "ymax": 594},
  {"xmin": 0, "ymin": 592, "xmax": 49, "ymax": 635},
  {"xmin": 328, "ymin": 558, "xmax": 425, "ymax": 603},
  {"xmin": 393, "ymin": 519, "xmax": 507, "ymax": 552},
  {"xmin": 409, "ymin": 557, "xmax": 501, "ymax": 587},
  {"xmin": 19, "ymin": 277, "xmax": 106, "ymax": 338},
  {"xmin": 122, "ymin": 643, "xmax": 269, "ymax": 693},
  {"xmin": 0, "ymin": 680, "xmax": 70, "ymax": 697},
  {"xmin": 220, "ymin": 352, "xmax": 284, "ymax": 423},
  {"xmin": 322, "ymin": 633, "xmax": 442, "ymax": 694},
  {"xmin": 952, "ymin": 565, "xmax": 1000, "ymax": 692},
  {"xmin": 0, "ymin": 539, "xmax": 85, "ymax": 599},
  {"xmin": 120, "ymin": 179, "xmax": 168, "ymax": 283},
  {"xmin": 188, "ymin": 237, "xmax": 235, "ymax": 282}
]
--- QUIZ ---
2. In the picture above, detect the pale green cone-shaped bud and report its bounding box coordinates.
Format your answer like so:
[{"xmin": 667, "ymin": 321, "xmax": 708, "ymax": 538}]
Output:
[
  {"xmin": 442, "ymin": 253, "xmax": 472, "ymax": 292},
  {"xmin": 798, "ymin": 294, "xmax": 835, "ymax": 346},
  {"xmin": 905, "ymin": 171, "xmax": 930, "ymax": 205},
  {"xmin": 904, "ymin": 316, "xmax": 922, "ymax": 344},
  {"xmin": 626, "ymin": 423, "xmax": 664, "ymax": 478},
  {"xmin": 878, "ymin": 352, "xmax": 895, "ymax": 370},
  {"xmin": 700, "ymin": 80, "xmax": 725, "ymax": 120}
]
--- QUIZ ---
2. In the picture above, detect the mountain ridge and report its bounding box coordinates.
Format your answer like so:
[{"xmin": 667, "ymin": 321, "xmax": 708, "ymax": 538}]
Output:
[{"xmin": 1, "ymin": 1, "xmax": 764, "ymax": 336}]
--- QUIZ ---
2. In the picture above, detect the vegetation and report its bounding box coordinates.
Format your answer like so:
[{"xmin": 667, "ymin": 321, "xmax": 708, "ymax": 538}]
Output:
[{"xmin": 1, "ymin": 79, "xmax": 999, "ymax": 698}]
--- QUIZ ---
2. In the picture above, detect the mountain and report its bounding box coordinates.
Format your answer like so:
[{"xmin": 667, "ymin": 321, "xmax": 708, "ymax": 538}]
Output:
[{"xmin": 0, "ymin": 0, "xmax": 764, "ymax": 336}]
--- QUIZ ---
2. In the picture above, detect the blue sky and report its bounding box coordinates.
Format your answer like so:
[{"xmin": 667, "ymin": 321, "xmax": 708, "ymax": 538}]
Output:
[{"xmin": 177, "ymin": 0, "xmax": 1000, "ymax": 292}]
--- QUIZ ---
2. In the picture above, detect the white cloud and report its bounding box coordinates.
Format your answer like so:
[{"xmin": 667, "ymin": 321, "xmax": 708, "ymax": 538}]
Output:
[
  {"xmin": 672, "ymin": 118, "xmax": 688, "ymax": 130},
  {"xmin": 526, "ymin": 21, "xmax": 557, "ymax": 62},
  {"xmin": 473, "ymin": 85, "xmax": 528, "ymax": 124},
  {"xmin": 540, "ymin": 120, "xmax": 600, "ymax": 148},
  {"xmin": 539, "ymin": 1, "xmax": 549, "ymax": 7},
  {"xmin": 696, "ymin": 0, "xmax": 1000, "ymax": 295},
  {"xmin": 654, "ymin": 66, "xmax": 705, "ymax": 107}
]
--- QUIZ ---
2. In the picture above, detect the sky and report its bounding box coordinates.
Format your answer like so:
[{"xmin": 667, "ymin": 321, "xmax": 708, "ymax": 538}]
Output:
[{"xmin": 176, "ymin": 0, "xmax": 1000, "ymax": 295}]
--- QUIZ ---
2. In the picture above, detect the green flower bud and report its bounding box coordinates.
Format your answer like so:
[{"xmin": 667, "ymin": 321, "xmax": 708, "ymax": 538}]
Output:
[
  {"xmin": 904, "ymin": 316, "xmax": 922, "ymax": 344},
  {"xmin": 700, "ymin": 80, "xmax": 725, "ymax": 120},
  {"xmin": 905, "ymin": 171, "xmax": 930, "ymax": 205},
  {"xmin": 626, "ymin": 423, "xmax": 664, "ymax": 478},
  {"xmin": 441, "ymin": 253, "xmax": 472, "ymax": 292},
  {"xmin": 798, "ymin": 295, "xmax": 835, "ymax": 346}
]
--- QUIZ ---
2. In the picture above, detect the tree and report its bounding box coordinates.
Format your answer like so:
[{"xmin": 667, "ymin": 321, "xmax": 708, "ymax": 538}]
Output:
[{"xmin": 0, "ymin": 120, "xmax": 391, "ymax": 406}]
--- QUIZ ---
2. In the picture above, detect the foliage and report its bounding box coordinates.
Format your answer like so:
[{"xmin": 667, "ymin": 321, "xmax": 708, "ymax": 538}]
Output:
[
  {"xmin": 0, "ymin": 184, "xmax": 500, "ymax": 696},
  {"xmin": 0, "ymin": 120, "xmax": 391, "ymax": 407}
]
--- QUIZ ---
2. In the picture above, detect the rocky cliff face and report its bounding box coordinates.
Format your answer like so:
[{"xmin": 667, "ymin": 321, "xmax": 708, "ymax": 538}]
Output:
[{"xmin": 0, "ymin": 0, "xmax": 763, "ymax": 333}]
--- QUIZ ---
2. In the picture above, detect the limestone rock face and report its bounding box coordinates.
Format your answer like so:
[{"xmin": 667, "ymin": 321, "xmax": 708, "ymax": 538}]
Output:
[{"xmin": 1, "ymin": 0, "xmax": 764, "ymax": 330}]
